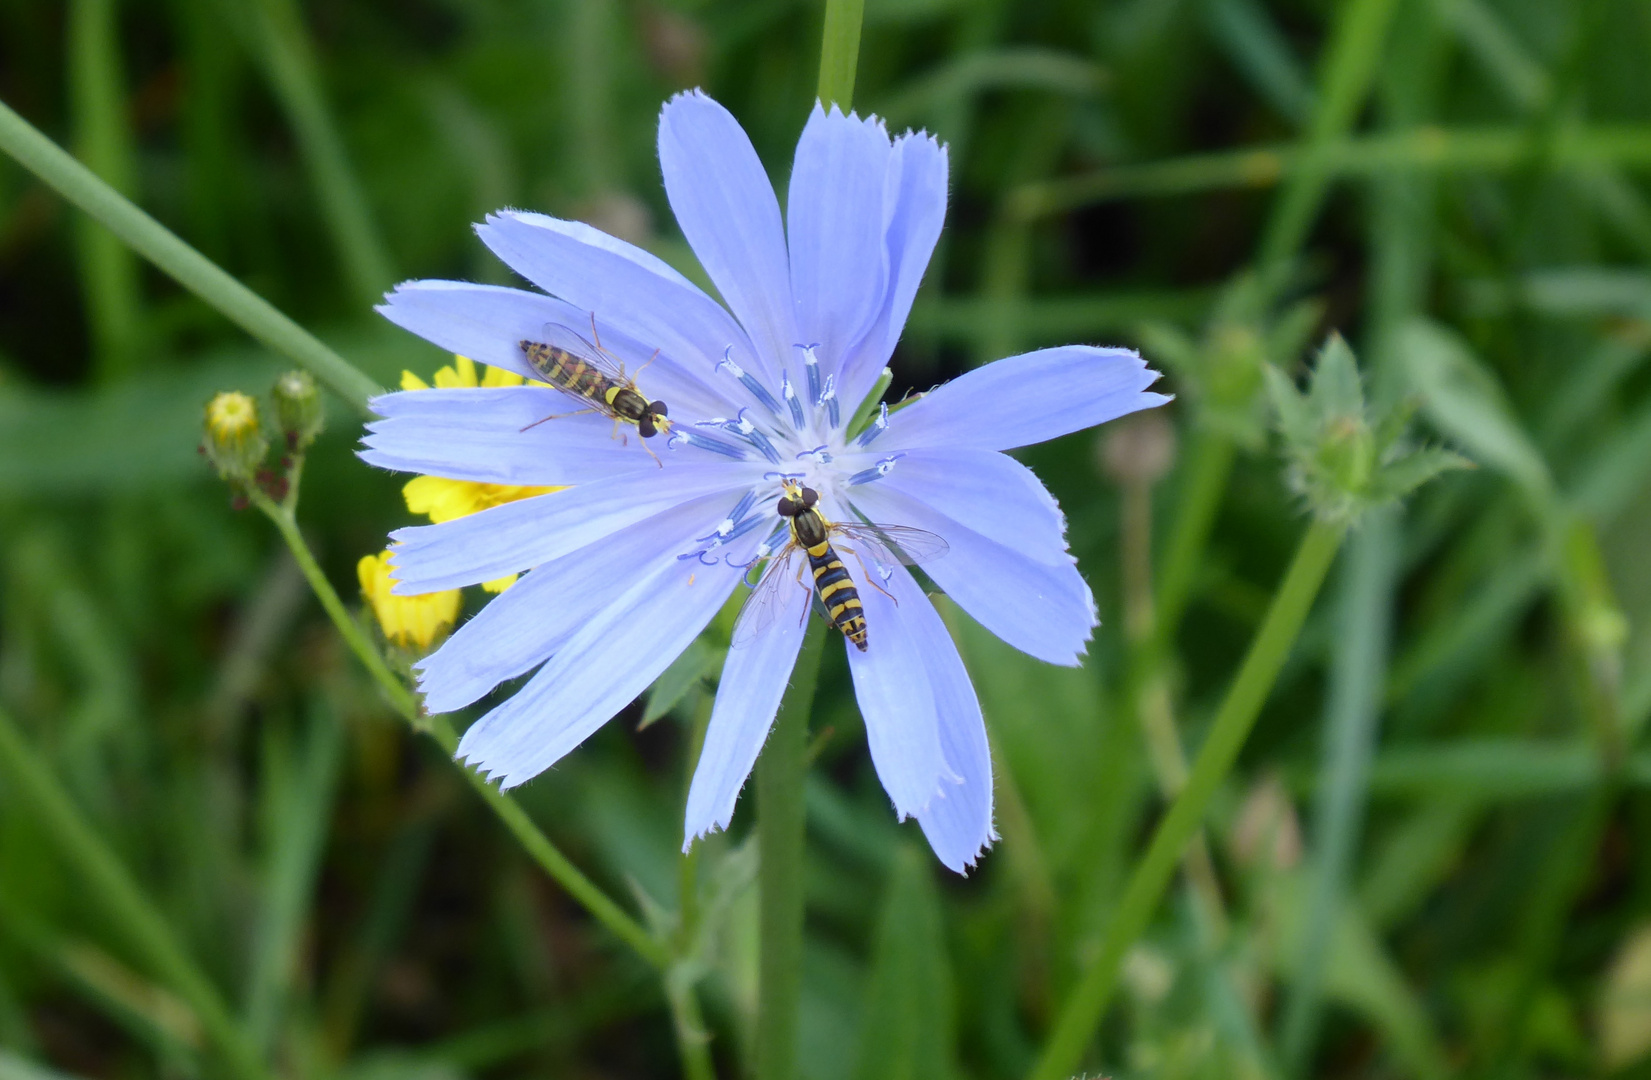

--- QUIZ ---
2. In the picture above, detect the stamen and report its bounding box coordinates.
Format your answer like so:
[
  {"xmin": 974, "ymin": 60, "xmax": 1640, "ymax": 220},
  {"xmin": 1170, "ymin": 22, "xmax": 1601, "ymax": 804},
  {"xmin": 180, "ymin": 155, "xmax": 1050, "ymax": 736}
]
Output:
[
  {"xmin": 697, "ymin": 410, "xmax": 781, "ymax": 463},
  {"xmin": 781, "ymin": 374, "xmax": 806, "ymax": 429},
  {"xmin": 819, "ymin": 374, "xmax": 841, "ymax": 429},
  {"xmin": 668, "ymin": 428, "xmax": 746, "ymax": 459},
  {"xmin": 846, "ymin": 454, "xmax": 902, "ymax": 486},
  {"xmin": 796, "ymin": 343, "xmax": 823, "ymax": 402},
  {"xmin": 794, "ymin": 445, "xmax": 833, "ymax": 465},
  {"xmin": 854, "ymin": 403, "xmax": 889, "ymax": 447},
  {"xmin": 719, "ymin": 349, "xmax": 784, "ymax": 416}
]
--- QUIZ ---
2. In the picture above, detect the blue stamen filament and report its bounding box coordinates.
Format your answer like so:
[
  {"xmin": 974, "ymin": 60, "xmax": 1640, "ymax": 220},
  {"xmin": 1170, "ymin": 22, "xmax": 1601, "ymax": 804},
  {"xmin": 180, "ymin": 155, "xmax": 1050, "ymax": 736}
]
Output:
[
  {"xmin": 846, "ymin": 454, "xmax": 902, "ymax": 486},
  {"xmin": 781, "ymin": 374, "xmax": 806, "ymax": 429},
  {"xmin": 719, "ymin": 349, "xmax": 784, "ymax": 415},
  {"xmin": 797, "ymin": 343, "xmax": 823, "ymax": 403},
  {"xmin": 819, "ymin": 374, "xmax": 840, "ymax": 429},
  {"xmin": 855, "ymin": 403, "xmax": 889, "ymax": 447}
]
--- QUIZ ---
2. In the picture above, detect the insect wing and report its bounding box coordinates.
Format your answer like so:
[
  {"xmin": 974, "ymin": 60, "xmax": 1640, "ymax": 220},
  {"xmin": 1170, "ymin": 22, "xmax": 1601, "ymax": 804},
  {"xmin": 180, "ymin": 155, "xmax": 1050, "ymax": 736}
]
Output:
[
  {"xmin": 831, "ymin": 522, "xmax": 950, "ymax": 566},
  {"xmin": 530, "ymin": 321, "xmax": 632, "ymax": 385},
  {"xmin": 731, "ymin": 546, "xmax": 802, "ymax": 649}
]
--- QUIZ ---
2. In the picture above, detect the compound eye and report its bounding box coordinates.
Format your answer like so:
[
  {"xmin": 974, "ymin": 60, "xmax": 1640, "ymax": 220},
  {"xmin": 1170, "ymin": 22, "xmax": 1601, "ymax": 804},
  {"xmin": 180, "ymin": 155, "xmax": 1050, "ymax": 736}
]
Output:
[
  {"xmin": 650, "ymin": 400, "xmax": 668, "ymax": 416},
  {"xmin": 800, "ymin": 486, "xmax": 819, "ymax": 508},
  {"xmin": 776, "ymin": 498, "xmax": 800, "ymax": 518},
  {"xmin": 638, "ymin": 416, "xmax": 657, "ymax": 438}
]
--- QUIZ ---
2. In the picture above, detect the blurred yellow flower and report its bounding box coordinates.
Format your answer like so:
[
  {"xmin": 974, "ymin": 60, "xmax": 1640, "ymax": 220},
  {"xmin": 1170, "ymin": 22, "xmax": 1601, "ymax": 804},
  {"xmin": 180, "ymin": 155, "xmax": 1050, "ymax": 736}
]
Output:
[
  {"xmin": 399, "ymin": 356, "xmax": 564, "ymax": 593},
  {"xmin": 357, "ymin": 549, "xmax": 460, "ymax": 650}
]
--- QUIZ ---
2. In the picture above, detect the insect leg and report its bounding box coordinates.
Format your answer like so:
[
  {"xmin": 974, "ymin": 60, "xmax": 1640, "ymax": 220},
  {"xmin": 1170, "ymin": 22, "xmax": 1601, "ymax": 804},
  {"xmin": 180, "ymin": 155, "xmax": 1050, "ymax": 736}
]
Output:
[
  {"xmin": 520, "ymin": 407, "xmax": 597, "ymax": 432},
  {"xmin": 842, "ymin": 545, "xmax": 898, "ymax": 604},
  {"xmin": 642, "ymin": 439, "xmax": 663, "ymax": 468},
  {"xmin": 635, "ymin": 347, "xmax": 661, "ymax": 379},
  {"xmin": 794, "ymin": 559, "xmax": 812, "ymax": 627}
]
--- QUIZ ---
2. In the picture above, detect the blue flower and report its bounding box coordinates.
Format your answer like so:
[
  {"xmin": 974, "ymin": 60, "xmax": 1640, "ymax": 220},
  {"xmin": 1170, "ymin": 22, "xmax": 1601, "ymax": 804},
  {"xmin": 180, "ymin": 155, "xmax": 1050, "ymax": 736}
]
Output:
[{"xmin": 361, "ymin": 91, "xmax": 1168, "ymax": 871}]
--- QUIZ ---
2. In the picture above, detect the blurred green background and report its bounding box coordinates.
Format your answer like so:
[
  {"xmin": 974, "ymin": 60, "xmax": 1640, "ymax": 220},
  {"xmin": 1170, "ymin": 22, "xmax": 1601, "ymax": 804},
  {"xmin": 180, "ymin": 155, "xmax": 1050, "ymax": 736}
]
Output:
[{"xmin": 4, "ymin": 0, "xmax": 1651, "ymax": 1077}]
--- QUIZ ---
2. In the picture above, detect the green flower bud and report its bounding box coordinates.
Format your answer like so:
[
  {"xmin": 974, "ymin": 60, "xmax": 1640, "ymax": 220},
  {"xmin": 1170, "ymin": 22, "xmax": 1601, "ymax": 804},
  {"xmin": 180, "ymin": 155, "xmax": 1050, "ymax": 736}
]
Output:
[
  {"xmin": 201, "ymin": 391, "xmax": 269, "ymax": 483},
  {"xmin": 1267, "ymin": 335, "xmax": 1468, "ymax": 525},
  {"xmin": 272, "ymin": 369, "xmax": 324, "ymax": 450}
]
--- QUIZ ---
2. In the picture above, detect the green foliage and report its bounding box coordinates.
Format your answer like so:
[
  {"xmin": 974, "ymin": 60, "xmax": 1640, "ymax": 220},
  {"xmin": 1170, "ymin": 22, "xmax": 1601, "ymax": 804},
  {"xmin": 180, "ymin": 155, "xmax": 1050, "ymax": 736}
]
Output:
[{"xmin": 1, "ymin": 0, "xmax": 1650, "ymax": 1077}]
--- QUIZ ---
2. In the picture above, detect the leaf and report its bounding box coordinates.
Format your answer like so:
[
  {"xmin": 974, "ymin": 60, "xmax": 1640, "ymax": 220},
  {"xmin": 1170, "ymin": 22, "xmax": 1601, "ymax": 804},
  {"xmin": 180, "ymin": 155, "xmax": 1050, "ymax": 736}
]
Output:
[
  {"xmin": 852, "ymin": 846, "xmax": 956, "ymax": 1080},
  {"xmin": 1309, "ymin": 333, "xmax": 1364, "ymax": 418},
  {"xmin": 1399, "ymin": 320, "xmax": 1552, "ymax": 502},
  {"xmin": 641, "ymin": 637, "xmax": 716, "ymax": 728},
  {"xmin": 1367, "ymin": 446, "xmax": 1472, "ymax": 503}
]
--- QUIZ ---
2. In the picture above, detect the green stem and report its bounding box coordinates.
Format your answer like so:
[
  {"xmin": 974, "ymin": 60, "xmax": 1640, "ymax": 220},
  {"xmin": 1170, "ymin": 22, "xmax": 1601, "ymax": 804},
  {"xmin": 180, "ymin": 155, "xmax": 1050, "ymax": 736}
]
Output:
[
  {"xmin": 0, "ymin": 706, "xmax": 274, "ymax": 1080},
  {"xmin": 755, "ymin": 618, "xmax": 827, "ymax": 1080},
  {"xmin": 666, "ymin": 967, "xmax": 717, "ymax": 1080},
  {"xmin": 247, "ymin": 494, "xmax": 668, "ymax": 969},
  {"xmin": 250, "ymin": 492, "xmax": 415, "ymax": 720},
  {"xmin": 0, "ymin": 98, "xmax": 381, "ymax": 413},
  {"xmin": 1028, "ymin": 518, "xmax": 1345, "ymax": 1080},
  {"xmin": 816, "ymin": 0, "xmax": 866, "ymax": 110}
]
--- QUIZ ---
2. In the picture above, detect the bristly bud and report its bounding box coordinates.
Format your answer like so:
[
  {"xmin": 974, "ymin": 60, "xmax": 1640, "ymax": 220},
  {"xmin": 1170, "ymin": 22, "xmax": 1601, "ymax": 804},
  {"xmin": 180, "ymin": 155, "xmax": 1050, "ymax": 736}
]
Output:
[
  {"xmin": 202, "ymin": 391, "xmax": 269, "ymax": 484},
  {"xmin": 271, "ymin": 370, "xmax": 324, "ymax": 450},
  {"xmin": 1266, "ymin": 334, "xmax": 1469, "ymax": 525}
]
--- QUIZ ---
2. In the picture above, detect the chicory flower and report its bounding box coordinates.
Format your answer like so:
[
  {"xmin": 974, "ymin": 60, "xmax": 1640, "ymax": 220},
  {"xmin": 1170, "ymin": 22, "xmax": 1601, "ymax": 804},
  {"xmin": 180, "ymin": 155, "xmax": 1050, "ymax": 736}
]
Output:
[{"xmin": 361, "ymin": 91, "xmax": 1168, "ymax": 871}]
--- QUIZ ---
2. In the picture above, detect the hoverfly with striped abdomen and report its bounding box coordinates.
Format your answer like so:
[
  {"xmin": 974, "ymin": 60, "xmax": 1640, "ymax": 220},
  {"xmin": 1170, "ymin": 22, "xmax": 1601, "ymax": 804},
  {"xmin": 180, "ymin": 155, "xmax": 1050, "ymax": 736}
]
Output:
[
  {"xmin": 518, "ymin": 319, "xmax": 673, "ymax": 466},
  {"xmin": 733, "ymin": 479, "xmax": 948, "ymax": 652}
]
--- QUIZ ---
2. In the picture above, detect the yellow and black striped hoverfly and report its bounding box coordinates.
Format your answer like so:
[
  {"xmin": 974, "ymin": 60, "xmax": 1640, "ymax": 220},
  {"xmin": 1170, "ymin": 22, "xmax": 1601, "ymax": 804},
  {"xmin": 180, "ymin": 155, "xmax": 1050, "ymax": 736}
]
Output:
[
  {"xmin": 518, "ymin": 319, "xmax": 673, "ymax": 465},
  {"xmin": 734, "ymin": 479, "xmax": 949, "ymax": 652}
]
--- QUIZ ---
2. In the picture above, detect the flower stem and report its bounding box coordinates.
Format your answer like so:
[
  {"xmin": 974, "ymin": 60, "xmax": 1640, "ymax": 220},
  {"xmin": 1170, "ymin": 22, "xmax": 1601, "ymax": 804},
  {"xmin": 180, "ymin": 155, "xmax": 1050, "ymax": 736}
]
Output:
[
  {"xmin": 0, "ymin": 705, "xmax": 274, "ymax": 1080},
  {"xmin": 816, "ymin": 0, "xmax": 865, "ymax": 110},
  {"xmin": 1028, "ymin": 517, "xmax": 1346, "ymax": 1080},
  {"xmin": 755, "ymin": 618, "xmax": 827, "ymax": 1080},
  {"xmin": 247, "ymin": 493, "xmax": 668, "ymax": 969},
  {"xmin": 0, "ymin": 97, "xmax": 381, "ymax": 414}
]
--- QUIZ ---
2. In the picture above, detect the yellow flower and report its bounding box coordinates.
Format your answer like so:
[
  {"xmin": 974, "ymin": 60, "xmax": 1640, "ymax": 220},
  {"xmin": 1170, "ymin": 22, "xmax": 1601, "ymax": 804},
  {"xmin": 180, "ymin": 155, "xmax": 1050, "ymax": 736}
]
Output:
[
  {"xmin": 399, "ymin": 356, "xmax": 564, "ymax": 593},
  {"xmin": 357, "ymin": 549, "xmax": 460, "ymax": 650}
]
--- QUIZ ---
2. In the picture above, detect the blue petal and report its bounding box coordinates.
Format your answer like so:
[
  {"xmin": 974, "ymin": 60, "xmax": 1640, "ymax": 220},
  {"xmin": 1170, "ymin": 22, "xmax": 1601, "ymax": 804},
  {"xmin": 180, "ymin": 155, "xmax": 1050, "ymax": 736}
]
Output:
[
  {"xmin": 837, "ymin": 130, "xmax": 949, "ymax": 415},
  {"xmin": 458, "ymin": 556, "xmax": 744, "ymax": 789},
  {"xmin": 882, "ymin": 345, "xmax": 1170, "ymax": 452},
  {"xmin": 658, "ymin": 91, "xmax": 798, "ymax": 381},
  {"xmin": 841, "ymin": 446, "xmax": 1068, "ymax": 565},
  {"xmin": 682, "ymin": 557, "xmax": 812, "ymax": 847},
  {"xmin": 377, "ymin": 279, "xmax": 734, "ymax": 422},
  {"xmin": 846, "ymin": 562, "xmax": 958, "ymax": 819},
  {"xmin": 850, "ymin": 483, "xmax": 1095, "ymax": 666},
  {"xmin": 417, "ymin": 493, "xmax": 737, "ymax": 713},
  {"xmin": 388, "ymin": 463, "xmax": 761, "ymax": 592},
  {"xmin": 362, "ymin": 387, "xmax": 645, "ymax": 486},
  {"xmin": 909, "ymin": 601, "xmax": 996, "ymax": 873},
  {"xmin": 474, "ymin": 211, "xmax": 767, "ymax": 413},
  {"xmin": 787, "ymin": 105, "xmax": 891, "ymax": 388}
]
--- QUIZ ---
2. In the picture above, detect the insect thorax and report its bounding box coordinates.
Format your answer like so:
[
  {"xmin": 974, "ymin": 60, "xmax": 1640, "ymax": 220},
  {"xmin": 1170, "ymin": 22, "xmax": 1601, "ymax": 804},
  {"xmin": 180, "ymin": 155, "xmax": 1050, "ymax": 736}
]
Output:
[{"xmin": 792, "ymin": 510, "xmax": 830, "ymax": 549}]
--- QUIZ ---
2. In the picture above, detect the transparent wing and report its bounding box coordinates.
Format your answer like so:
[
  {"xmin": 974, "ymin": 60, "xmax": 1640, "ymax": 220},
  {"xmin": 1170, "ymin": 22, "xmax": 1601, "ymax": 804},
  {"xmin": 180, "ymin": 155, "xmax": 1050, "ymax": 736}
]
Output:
[
  {"xmin": 731, "ymin": 546, "xmax": 805, "ymax": 649},
  {"xmin": 527, "ymin": 320, "xmax": 633, "ymax": 385},
  {"xmin": 830, "ymin": 522, "xmax": 950, "ymax": 565}
]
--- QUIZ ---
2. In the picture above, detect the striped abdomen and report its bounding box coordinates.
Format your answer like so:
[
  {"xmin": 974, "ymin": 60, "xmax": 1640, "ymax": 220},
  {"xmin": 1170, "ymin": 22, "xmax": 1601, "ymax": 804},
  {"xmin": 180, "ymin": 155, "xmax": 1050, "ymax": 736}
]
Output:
[
  {"xmin": 522, "ymin": 342, "xmax": 614, "ymax": 402},
  {"xmin": 808, "ymin": 542, "xmax": 868, "ymax": 651}
]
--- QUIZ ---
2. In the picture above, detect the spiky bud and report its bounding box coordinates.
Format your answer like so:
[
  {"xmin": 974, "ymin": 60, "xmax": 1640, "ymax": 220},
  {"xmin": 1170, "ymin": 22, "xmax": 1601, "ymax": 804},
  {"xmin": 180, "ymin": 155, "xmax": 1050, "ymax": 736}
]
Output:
[{"xmin": 1267, "ymin": 335, "xmax": 1468, "ymax": 525}]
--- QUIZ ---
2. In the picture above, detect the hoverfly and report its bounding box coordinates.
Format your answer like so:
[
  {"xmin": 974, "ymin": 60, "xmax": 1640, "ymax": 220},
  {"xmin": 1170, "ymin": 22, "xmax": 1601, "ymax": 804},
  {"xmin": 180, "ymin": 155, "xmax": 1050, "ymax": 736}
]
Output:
[
  {"xmin": 518, "ymin": 319, "xmax": 672, "ymax": 465},
  {"xmin": 734, "ymin": 480, "xmax": 948, "ymax": 652}
]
